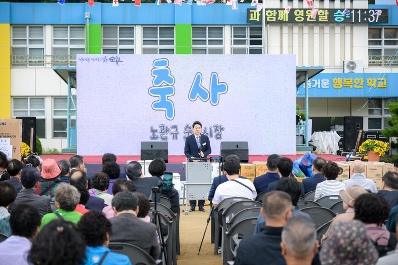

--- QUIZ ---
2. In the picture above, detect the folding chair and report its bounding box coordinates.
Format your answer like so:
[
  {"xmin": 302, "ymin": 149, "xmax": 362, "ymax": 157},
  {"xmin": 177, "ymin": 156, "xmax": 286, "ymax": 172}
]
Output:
[
  {"xmin": 304, "ymin": 190, "xmax": 315, "ymax": 201},
  {"xmin": 159, "ymin": 196, "xmax": 171, "ymax": 209},
  {"xmin": 255, "ymin": 191, "xmax": 267, "ymax": 203},
  {"xmin": 148, "ymin": 208, "xmax": 173, "ymax": 265},
  {"xmin": 297, "ymin": 200, "xmax": 320, "ymax": 209},
  {"xmin": 330, "ymin": 200, "xmax": 345, "ymax": 215},
  {"xmin": 300, "ymin": 207, "xmax": 336, "ymax": 230},
  {"xmin": 0, "ymin": 233, "xmax": 8, "ymax": 243},
  {"xmin": 315, "ymin": 195, "xmax": 342, "ymax": 209},
  {"xmin": 213, "ymin": 197, "xmax": 251, "ymax": 254},
  {"xmin": 109, "ymin": 242, "xmax": 157, "ymax": 265},
  {"xmin": 316, "ymin": 220, "xmax": 332, "ymax": 241},
  {"xmin": 224, "ymin": 218, "xmax": 258, "ymax": 265}
]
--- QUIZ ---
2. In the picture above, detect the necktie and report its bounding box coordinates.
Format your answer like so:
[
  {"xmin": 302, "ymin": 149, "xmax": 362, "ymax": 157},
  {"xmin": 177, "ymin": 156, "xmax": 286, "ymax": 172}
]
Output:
[{"xmin": 196, "ymin": 136, "xmax": 200, "ymax": 149}]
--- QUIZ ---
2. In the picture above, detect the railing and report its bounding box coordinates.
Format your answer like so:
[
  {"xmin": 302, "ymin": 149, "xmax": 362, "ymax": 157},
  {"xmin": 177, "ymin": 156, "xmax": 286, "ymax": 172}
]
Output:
[
  {"xmin": 368, "ymin": 55, "xmax": 398, "ymax": 67},
  {"xmin": 11, "ymin": 55, "xmax": 77, "ymax": 67}
]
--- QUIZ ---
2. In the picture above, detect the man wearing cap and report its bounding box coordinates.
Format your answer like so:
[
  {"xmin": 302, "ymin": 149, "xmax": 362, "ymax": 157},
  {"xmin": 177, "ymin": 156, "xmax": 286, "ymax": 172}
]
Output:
[
  {"xmin": 343, "ymin": 160, "xmax": 377, "ymax": 193},
  {"xmin": 321, "ymin": 184, "xmax": 368, "ymax": 243},
  {"xmin": 34, "ymin": 159, "xmax": 63, "ymax": 202},
  {"xmin": 9, "ymin": 167, "xmax": 52, "ymax": 216}
]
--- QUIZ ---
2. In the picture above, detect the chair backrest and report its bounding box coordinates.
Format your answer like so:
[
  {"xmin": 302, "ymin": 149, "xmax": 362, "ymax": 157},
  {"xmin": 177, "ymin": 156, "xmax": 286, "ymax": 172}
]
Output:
[
  {"xmin": 226, "ymin": 207, "xmax": 261, "ymax": 231},
  {"xmin": 159, "ymin": 196, "xmax": 171, "ymax": 208},
  {"xmin": 222, "ymin": 201, "xmax": 262, "ymax": 227},
  {"xmin": 226, "ymin": 217, "xmax": 258, "ymax": 260},
  {"xmin": 316, "ymin": 220, "xmax": 332, "ymax": 241},
  {"xmin": 0, "ymin": 233, "xmax": 8, "ymax": 243},
  {"xmin": 315, "ymin": 195, "xmax": 342, "ymax": 209},
  {"xmin": 255, "ymin": 191, "xmax": 267, "ymax": 203},
  {"xmin": 150, "ymin": 202, "xmax": 175, "ymax": 221},
  {"xmin": 297, "ymin": 200, "xmax": 320, "ymax": 209},
  {"xmin": 304, "ymin": 190, "xmax": 315, "ymax": 201},
  {"xmin": 330, "ymin": 200, "xmax": 345, "ymax": 215},
  {"xmin": 109, "ymin": 242, "xmax": 157, "ymax": 265},
  {"xmin": 301, "ymin": 207, "xmax": 336, "ymax": 230},
  {"xmin": 216, "ymin": 197, "xmax": 251, "ymax": 212}
]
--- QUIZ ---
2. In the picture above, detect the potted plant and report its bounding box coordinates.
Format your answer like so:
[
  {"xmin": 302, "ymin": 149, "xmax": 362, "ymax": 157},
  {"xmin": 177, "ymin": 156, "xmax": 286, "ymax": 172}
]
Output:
[{"xmin": 359, "ymin": 139, "xmax": 389, "ymax": 162}]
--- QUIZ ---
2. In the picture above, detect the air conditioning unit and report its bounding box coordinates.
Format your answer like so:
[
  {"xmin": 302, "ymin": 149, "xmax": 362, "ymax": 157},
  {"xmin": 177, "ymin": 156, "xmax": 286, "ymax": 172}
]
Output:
[{"xmin": 343, "ymin": 60, "xmax": 364, "ymax": 73}]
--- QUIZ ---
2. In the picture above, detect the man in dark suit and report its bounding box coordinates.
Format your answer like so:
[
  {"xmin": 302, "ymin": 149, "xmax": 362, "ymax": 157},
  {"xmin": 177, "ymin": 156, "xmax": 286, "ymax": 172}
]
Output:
[
  {"xmin": 69, "ymin": 169, "xmax": 105, "ymax": 211},
  {"xmin": 9, "ymin": 167, "xmax": 52, "ymax": 216},
  {"xmin": 184, "ymin": 121, "xmax": 212, "ymax": 212},
  {"xmin": 109, "ymin": 191, "xmax": 160, "ymax": 261},
  {"xmin": 302, "ymin": 157, "xmax": 326, "ymax": 194}
]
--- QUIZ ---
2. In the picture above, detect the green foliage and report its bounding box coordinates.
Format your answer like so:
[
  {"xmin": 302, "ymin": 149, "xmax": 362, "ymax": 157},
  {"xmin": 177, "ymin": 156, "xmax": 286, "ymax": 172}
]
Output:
[
  {"xmin": 43, "ymin": 148, "xmax": 62, "ymax": 155},
  {"xmin": 296, "ymin": 104, "xmax": 308, "ymax": 121},
  {"xmin": 381, "ymin": 102, "xmax": 398, "ymax": 138},
  {"xmin": 36, "ymin": 136, "xmax": 43, "ymax": 155}
]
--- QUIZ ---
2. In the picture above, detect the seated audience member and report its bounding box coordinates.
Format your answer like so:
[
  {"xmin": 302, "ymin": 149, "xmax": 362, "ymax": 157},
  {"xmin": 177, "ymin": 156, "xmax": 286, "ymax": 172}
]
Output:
[
  {"xmin": 302, "ymin": 157, "xmax": 326, "ymax": 194},
  {"xmin": 103, "ymin": 179, "xmax": 136, "ymax": 219},
  {"xmin": 9, "ymin": 167, "xmax": 52, "ymax": 216},
  {"xmin": 378, "ymin": 171, "xmax": 398, "ymax": 208},
  {"xmin": 28, "ymin": 219, "xmax": 86, "ymax": 265},
  {"xmin": 35, "ymin": 158, "xmax": 63, "ymax": 201},
  {"xmin": 109, "ymin": 191, "xmax": 160, "ymax": 260},
  {"xmin": 78, "ymin": 211, "xmax": 131, "ymax": 265},
  {"xmin": 387, "ymin": 204, "xmax": 398, "ymax": 233},
  {"xmin": 314, "ymin": 161, "xmax": 345, "ymax": 201},
  {"xmin": 102, "ymin": 153, "xmax": 126, "ymax": 179},
  {"xmin": 70, "ymin": 169, "xmax": 105, "ymax": 211},
  {"xmin": 234, "ymin": 191, "xmax": 293, "ymax": 265},
  {"xmin": 321, "ymin": 185, "xmax": 367, "ymax": 243},
  {"xmin": 281, "ymin": 215, "xmax": 318, "ymax": 265},
  {"xmin": 354, "ymin": 193, "xmax": 396, "ymax": 257},
  {"xmin": 24, "ymin": 155, "xmax": 41, "ymax": 173},
  {"xmin": 89, "ymin": 172, "xmax": 113, "ymax": 206},
  {"xmin": 267, "ymin": 157, "xmax": 304, "ymax": 197},
  {"xmin": 0, "ymin": 151, "xmax": 9, "ymax": 181},
  {"xmin": 125, "ymin": 161, "xmax": 159, "ymax": 199},
  {"xmin": 69, "ymin": 154, "xmax": 86, "ymax": 173},
  {"xmin": 253, "ymin": 154, "xmax": 281, "ymax": 193},
  {"xmin": 149, "ymin": 158, "xmax": 180, "ymax": 214},
  {"xmin": 377, "ymin": 214, "xmax": 398, "ymax": 265},
  {"xmin": 40, "ymin": 183, "xmax": 82, "ymax": 228},
  {"xmin": 0, "ymin": 182, "xmax": 17, "ymax": 236},
  {"xmin": 0, "ymin": 204, "xmax": 41, "ymax": 265},
  {"xmin": 5, "ymin": 159, "xmax": 23, "ymax": 193},
  {"xmin": 57, "ymin": 160, "xmax": 71, "ymax": 183},
  {"xmin": 136, "ymin": 192, "xmax": 151, "ymax": 222},
  {"xmin": 102, "ymin": 161, "xmax": 121, "ymax": 195},
  {"xmin": 74, "ymin": 185, "xmax": 90, "ymax": 215},
  {"xmin": 343, "ymin": 160, "xmax": 377, "ymax": 193},
  {"xmin": 254, "ymin": 177, "xmax": 309, "ymax": 235},
  {"xmin": 212, "ymin": 155, "xmax": 257, "ymax": 208},
  {"xmin": 292, "ymin": 152, "xmax": 317, "ymax": 178},
  {"xmin": 320, "ymin": 220, "xmax": 378, "ymax": 265}
]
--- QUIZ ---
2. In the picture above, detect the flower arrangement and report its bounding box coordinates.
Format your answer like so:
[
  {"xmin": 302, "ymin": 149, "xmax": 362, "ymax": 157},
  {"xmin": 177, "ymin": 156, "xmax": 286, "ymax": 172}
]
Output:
[
  {"xmin": 21, "ymin": 142, "xmax": 30, "ymax": 158},
  {"xmin": 359, "ymin": 139, "xmax": 389, "ymax": 157}
]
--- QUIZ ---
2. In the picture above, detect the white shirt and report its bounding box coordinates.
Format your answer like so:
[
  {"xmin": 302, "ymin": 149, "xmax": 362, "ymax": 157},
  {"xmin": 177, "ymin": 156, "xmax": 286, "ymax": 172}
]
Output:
[
  {"xmin": 343, "ymin": 173, "xmax": 378, "ymax": 193},
  {"xmin": 212, "ymin": 178, "xmax": 257, "ymax": 205},
  {"xmin": 314, "ymin": 180, "xmax": 345, "ymax": 201},
  {"xmin": 0, "ymin": 236, "xmax": 32, "ymax": 265}
]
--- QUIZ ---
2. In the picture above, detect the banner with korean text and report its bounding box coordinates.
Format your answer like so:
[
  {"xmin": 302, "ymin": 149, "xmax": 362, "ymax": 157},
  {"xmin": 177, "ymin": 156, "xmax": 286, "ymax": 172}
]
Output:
[{"xmin": 76, "ymin": 55, "xmax": 296, "ymax": 156}]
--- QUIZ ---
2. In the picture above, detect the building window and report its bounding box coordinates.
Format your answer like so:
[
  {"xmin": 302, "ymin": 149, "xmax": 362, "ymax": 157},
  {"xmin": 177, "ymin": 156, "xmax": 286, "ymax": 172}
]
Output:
[
  {"xmin": 231, "ymin": 26, "xmax": 262, "ymax": 54},
  {"xmin": 12, "ymin": 98, "xmax": 46, "ymax": 138},
  {"xmin": 53, "ymin": 97, "xmax": 76, "ymax": 138},
  {"xmin": 368, "ymin": 27, "xmax": 398, "ymax": 66},
  {"xmin": 368, "ymin": 98, "xmax": 397, "ymax": 130},
  {"xmin": 11, "ymin": 26, "xmax": 45, "ymax": 67},
  {"xmin": 142, "ymin": 26, "xmax": 174, "ymax": 54},
  {"xmin": 52, "ymin": 26, "xmax": 85, "ymax": 66},
  {"xmin": 192, "ymin": 26, "xmax": 224, "ymax": 54},
  {"xmin": 102, "ymin": 26, "xmax": 135, "ymax": 54}
]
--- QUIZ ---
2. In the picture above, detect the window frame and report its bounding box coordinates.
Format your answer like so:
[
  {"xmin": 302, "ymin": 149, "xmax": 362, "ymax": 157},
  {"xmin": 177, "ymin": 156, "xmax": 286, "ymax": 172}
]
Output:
[
  {"xmin": 12, "ymin": 97, "xmax": 46, "ymax": 138},
  {"xmin": 192, "ymin": 26, "xmax": 225, "ymax": 54},
  {"xmin": 368, "ymin": 27, "xmax": 398, "ymax": 66},
  {"xmin": 231, "ymin": 26, "xmax": 263, "ymax": 54},
  {"xmin": 52, "ymin": 25, "xmax": 85, "ymax": 66},
  {"xmin": 102, "ymin": 25, "xmax": 135, "ymax": 55},
  {"xmin": 52, "ymin": 97, "xmax": 77, "ymax": 138},
  {"xmin": 142, "ymin": 26, "xmax": 175, "ymax": 54},
  {"xmin": 11, "ymin": 25, "xmax": 45, "ymax": 67}
]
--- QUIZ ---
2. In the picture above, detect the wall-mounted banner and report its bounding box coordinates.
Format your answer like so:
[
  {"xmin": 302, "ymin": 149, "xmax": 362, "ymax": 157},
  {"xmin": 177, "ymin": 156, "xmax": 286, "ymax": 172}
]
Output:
[
  {"xmin": 296, "ymin": 73, "xmax": 398, "ymax": 98},
  {"xmin": 247, "ymin": 8, "xmax": 388, "ymax": 23},
  {"xmin": 77, "ymin": 55, "xmax": 296, "ymax": 156}
]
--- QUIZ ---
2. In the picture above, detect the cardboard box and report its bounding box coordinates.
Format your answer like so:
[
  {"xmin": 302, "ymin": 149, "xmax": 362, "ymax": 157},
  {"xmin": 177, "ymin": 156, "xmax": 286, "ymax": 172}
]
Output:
[
  {"xmin": 382, "ymin": 163, "xmax": 395, "ymax": 176},
  {"xmin": 253, "ymin": 162, "xmax": 268, "ymax": 177},
  {"xmin": 0, "ymin": 119, "xmax": 22, "ymax": 160},
  {"xmin": 373, "ymin": 177, "xmax": 383, "ymax": 190},
  {"xmin": 240, "ymin": 164, "xmax": 256, "ymax": 182},
  {"xmin": 336, "ymin": 162, "xmax": 350, "ymax": 181},
  {"xmin": 366, "ymin": 162, "xmax": 384, "ymax": 179}
]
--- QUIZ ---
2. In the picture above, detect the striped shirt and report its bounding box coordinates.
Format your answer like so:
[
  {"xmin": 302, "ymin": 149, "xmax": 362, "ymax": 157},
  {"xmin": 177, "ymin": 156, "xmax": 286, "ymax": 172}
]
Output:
[{"xmin": 314, "ymin": 180, "xmax": 345, "ymax": 201}]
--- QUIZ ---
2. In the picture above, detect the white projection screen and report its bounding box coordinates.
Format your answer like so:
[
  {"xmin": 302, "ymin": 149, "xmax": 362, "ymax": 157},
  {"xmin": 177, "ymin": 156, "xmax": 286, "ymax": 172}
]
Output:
[{"xmin": 76, "ymin": 54, "xmax": 296, "ymax": 156}]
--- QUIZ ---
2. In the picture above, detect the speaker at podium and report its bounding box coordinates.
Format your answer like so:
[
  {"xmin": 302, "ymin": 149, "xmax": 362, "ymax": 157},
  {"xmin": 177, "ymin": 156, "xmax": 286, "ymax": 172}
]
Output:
[
  {"xmin": 220, "ymin": 141, "xmax": 249, "ymax": 163},
  {"xmin": 140, "ymin": 141, "xmax": 168, "ymax": 163}
]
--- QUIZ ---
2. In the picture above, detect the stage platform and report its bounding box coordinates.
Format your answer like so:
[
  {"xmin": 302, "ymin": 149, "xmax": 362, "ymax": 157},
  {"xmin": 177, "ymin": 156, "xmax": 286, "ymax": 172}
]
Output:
[{"xmin": 40, "ymin": 154, "xmax": 346, "ymax": 181}]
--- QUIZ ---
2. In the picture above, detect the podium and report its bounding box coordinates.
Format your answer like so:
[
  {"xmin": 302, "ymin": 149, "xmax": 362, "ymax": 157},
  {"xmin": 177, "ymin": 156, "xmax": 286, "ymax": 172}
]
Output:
[{"xmin": 183, "ymin": 159, "xmax": 212, "ymax": 215}]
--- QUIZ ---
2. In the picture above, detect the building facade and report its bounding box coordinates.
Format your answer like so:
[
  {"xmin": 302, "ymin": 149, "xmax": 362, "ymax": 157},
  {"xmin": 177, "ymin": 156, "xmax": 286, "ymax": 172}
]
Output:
[{"xmin": 0, "ymin": 1, "xmax": 397, "ymax": 151}]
